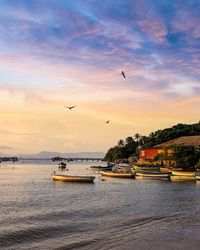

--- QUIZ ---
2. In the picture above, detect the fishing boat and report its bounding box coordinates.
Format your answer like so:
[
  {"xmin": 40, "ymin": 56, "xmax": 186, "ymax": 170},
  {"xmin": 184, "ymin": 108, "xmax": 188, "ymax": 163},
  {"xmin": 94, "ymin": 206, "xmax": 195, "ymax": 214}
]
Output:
[
  {"xmin": 100, "ymin": 171, "xmax": 135, "ymax": 178},
  {"xmin": 135, "ymin": 171, "xmax": 171, "ymax": 179},
  {"xmin": 171, "ymin": 170, "xmax": 196, "ymax": 181},
  {"xmin": 52, "ymin": 173, "xmax": 95, "ymax": 183}
]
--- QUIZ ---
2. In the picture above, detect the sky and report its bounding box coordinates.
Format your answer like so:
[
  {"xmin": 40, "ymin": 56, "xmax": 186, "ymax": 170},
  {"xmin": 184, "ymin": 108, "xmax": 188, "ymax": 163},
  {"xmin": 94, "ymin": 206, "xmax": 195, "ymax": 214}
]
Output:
[{"xmin": 0, "ymin": 0, "xmax": 200, "ymax": 155}]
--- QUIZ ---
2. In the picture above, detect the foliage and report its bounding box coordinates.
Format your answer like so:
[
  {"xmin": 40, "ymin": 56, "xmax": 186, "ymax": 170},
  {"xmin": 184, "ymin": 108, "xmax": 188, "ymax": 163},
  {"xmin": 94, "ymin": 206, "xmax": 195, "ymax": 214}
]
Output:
[
  {"xmin": 154, "ymin": 145, "xmax": 200, "ymax": 169},
  {"xmin": 104, "ymin": 137, "xmax": 137, "ymax": 162},
  {"xmin": 138, "ymin": 122, "xmax": 200, "ymax": 148},
  {"xmin": 171, "ymin": 145, "xmax": 200, "ymax": 169}
]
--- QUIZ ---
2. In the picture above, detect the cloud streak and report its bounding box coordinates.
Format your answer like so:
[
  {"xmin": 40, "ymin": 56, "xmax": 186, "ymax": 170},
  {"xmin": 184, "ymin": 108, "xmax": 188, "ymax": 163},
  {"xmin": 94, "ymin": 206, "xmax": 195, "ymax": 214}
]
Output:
[{"xmin": 0, "ymin": 0, "xmax": 199, "ymax": 153}]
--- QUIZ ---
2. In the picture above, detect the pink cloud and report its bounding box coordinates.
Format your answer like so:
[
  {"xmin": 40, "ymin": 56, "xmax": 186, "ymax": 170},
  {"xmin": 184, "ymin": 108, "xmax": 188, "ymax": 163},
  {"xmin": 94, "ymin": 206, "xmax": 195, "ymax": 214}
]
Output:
[
  {"xmin": 171, "ymin": 10, "xmax": 200, "ymax": 39},
  {"xmin": 138, "ymin": 16, "xmax": 167, "ymax": 43}
]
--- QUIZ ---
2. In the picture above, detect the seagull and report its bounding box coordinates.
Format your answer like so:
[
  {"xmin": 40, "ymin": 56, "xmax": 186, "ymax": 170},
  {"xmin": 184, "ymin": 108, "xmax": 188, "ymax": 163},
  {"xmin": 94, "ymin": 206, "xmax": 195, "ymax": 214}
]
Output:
[
  {"xmin": 106, "ymin": 120, "xmax": 110, "ymax": 124},
  {"xmin": 121, "ymin": 70, "xmax": 126, "ymax": 79},
  {"xmin": 65, "ymin": 106, "xmax": 76, "ymax": 110}
]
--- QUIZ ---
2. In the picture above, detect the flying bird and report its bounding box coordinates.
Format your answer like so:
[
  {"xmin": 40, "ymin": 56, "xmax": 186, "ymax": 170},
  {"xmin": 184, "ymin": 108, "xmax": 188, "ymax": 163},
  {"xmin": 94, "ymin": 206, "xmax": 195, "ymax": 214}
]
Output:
[
  {"xmin": 106, "ymin": 120, "xmax": 110, "ymax": 124},
  {"xmin": 65, "ymin": 106, "xmax": 76, "ymax": 110},
  {"xmin": 121, "ymin": 70, "xmax": 126, "ymax": 79}
]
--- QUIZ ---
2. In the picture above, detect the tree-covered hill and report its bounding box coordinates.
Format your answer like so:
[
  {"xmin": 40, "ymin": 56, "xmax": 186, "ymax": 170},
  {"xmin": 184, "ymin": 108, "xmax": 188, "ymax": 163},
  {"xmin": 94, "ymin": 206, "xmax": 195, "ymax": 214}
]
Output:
[{"xmin": 104, "ymin": 122, "xmax": 200, "ymax": 162}]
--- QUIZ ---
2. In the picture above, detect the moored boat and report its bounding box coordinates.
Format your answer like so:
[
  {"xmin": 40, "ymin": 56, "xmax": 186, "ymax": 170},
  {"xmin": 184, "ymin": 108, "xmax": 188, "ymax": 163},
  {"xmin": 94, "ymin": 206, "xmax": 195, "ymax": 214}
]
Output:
[
  {"xmin": 132, "ymin": 165, "xmax": 161, "ymax": 172},
  {"xmin": 90, "ymin": 165, "xmax": 112, "ymax": 171},
  {"xmin": 172, "ymin": 170, "xmax": 195, "ymax": 176},
  {"xmin": 135, "ymin": 171, "xmax": 171, "ymax": 179},
  {"xmin": 196, "ymin": 173, "xmax": 200, "ymax": 181},
  {"xmin": 160, "ymin": 167, "xmax": 172, "ymax": 173},
  {"xmin": 52, "ymin": 173, "xmax": 95, "ymax": 183},
  {"xmin": 112, "ymin": 163, "xmax": 132, "ymax": 173},
  {"xmin": 100, "ymin": 171, "xmax": 135, "ymax": 178},
  {"xmin": 171, "ymin": 170, "xmax": 196, "ymax": 181}
]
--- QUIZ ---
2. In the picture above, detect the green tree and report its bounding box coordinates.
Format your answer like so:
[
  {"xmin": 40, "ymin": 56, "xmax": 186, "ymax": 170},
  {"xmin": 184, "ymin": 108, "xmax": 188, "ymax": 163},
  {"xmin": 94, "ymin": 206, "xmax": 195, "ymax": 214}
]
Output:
[{"xmin": 171, "ymin": 145, "xmax": 200, "ymax": 170}]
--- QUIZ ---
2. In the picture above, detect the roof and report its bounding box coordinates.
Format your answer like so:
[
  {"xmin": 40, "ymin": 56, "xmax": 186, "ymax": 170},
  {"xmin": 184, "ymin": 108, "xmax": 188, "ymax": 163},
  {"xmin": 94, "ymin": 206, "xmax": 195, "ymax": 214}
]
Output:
[{"xmin": 154, "ymin": 135, "xmax": 200, "ymax": 148}]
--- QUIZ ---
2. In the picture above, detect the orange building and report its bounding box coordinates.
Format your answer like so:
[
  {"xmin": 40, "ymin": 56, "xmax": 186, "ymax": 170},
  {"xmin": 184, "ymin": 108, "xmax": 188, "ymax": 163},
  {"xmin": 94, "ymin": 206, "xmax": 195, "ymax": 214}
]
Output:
[{"xmin": 139, "ymin": 148, "xmax": 173, "ymax": 161}]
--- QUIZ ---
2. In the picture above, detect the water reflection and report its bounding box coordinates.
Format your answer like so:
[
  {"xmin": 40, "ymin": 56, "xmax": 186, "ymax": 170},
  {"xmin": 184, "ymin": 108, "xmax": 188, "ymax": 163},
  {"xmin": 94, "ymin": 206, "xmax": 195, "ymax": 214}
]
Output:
[{"xmin": 0, "ymin": 162, "xmax": 200, "ymax": 249}]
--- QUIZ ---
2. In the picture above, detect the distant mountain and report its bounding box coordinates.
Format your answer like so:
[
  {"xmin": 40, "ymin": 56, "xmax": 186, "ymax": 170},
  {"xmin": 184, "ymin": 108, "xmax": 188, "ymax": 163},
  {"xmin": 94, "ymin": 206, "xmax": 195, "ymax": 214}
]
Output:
[{"xmin": 18, "ymin": 151, "xmax": 105, "ymax": 159}]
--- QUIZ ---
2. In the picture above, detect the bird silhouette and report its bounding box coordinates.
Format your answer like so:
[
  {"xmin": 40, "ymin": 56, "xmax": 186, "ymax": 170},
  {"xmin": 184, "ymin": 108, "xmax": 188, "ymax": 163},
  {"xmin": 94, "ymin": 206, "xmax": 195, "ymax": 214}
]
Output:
[
  {"xmin": 121, "ymin": 70, "xmax": 126, "ymax": 79},
  {"xmin": 106, "ymin": 120, "xmax": 110, "ymax": 124},
  {"xmin": 65, "ymin": 106, "xmax": 76, "ymax": 110}
]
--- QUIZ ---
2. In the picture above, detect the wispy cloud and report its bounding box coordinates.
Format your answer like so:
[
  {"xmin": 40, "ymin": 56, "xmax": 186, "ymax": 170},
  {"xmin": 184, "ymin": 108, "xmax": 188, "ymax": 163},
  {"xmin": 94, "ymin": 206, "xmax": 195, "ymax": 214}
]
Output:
[{"xmin": 0, "ymin": 0, "xmax": 199, "ymax": 153}]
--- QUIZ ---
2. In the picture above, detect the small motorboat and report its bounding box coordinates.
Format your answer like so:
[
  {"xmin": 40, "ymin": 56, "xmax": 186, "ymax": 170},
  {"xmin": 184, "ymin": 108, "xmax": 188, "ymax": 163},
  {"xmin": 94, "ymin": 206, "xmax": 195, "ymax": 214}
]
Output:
[
  {"xmin": 100, "ymin": 171, "xmax": 135, "ymax": 178},
  {"xmin": 51, "ymin": 173, "xmax": 95, "ymax": 183},
  {"xmin": 58, "ymin": 162, "xmax": 67, "ymax": 169}
]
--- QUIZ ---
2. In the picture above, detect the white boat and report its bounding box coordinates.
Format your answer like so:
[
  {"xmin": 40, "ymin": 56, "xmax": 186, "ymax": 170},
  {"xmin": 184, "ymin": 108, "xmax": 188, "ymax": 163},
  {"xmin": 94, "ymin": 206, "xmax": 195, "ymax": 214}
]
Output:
[
  {"xmin": 100, "ymin": 171, "xmax": 135, "ymax": 178},
  {"xmin": 52, "ymin": 173, "xmax": 95, "ymax": 183}
]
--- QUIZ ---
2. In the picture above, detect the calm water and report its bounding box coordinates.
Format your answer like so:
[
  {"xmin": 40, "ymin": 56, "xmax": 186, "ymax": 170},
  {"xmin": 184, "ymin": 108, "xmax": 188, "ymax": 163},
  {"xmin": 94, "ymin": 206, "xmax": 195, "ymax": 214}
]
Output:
[{"xmin": 0, "ymin": 161, "xmax": 200, "ymax": 250}]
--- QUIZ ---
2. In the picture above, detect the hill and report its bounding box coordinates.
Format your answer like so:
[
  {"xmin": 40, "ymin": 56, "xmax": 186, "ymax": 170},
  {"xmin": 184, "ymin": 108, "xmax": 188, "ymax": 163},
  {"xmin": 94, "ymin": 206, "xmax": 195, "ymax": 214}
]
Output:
[
  {"xmin": 104, "ymin": 122, "xmax": 200, "ymax": 162},
  {"xmin": 154, "ymin": 135, "xmax": 200, "ymax": 148}
]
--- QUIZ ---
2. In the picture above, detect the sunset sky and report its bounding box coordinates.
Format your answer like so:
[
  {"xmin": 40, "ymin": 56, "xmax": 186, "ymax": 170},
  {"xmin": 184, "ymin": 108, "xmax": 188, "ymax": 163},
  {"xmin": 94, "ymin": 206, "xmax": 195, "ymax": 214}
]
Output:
[{"xmin": 0, "ymin": 0, "xmax": 200, "ymax": 154}]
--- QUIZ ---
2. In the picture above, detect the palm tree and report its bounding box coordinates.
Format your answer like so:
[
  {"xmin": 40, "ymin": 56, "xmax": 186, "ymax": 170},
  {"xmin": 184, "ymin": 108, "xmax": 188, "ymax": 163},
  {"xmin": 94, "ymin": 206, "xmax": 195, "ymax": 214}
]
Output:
[
  {"xmin": 125, "ymin": 136, "xmax": 134, "ymax": 145},
  {"xmin": 134, "ymin": 133, "xmax": 141, "ymax": 143},
  {"xmin": 118, "ymin": 139, "xmax": 124, "ymax": 147}
]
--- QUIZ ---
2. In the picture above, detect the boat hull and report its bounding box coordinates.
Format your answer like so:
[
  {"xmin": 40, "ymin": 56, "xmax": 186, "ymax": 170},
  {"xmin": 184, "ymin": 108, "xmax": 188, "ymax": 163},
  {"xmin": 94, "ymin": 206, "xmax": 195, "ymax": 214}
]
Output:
[
  {"xmin": 132, "ymin": 165, "xmax": 160, "ymax": 172},
  {"xmin": 52, "ymin": 174, "xmax": 95, "ymax": 183},
  {"xmin": 171, "ymin": 176, "xmax": 196, "ymax": 182},
  {"xmin": 100, "ymin": 171, "xmax": 135, "ymax": 178},
  {"xmin": 172, "ymin": 170, "xmax": 195, "ymax": 177},
  {"xmin": 90, "ymin": 166, "xmax": 112, "ymax": 171},
  {"xmin": 196, "ymin": 175, "xmax": 200, "ymax": 180},
  {"xmin": 171, "ymin": 171, "xmax": 196, "ymax": 181},
  {"xmin": 160, "ymin": 167, "xmax": 172, "ymax": 173},
  {"xmin": 136, "ymin": 172, "xmax": 171, "ymax": 179}
]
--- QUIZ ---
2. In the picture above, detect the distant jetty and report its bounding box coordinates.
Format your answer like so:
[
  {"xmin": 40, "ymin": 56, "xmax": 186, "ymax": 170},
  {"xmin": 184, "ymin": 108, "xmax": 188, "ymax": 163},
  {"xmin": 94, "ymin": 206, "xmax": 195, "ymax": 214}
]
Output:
[{"xmin": 52, "ymin": 156, "xmax": 103, "ymax": 162}]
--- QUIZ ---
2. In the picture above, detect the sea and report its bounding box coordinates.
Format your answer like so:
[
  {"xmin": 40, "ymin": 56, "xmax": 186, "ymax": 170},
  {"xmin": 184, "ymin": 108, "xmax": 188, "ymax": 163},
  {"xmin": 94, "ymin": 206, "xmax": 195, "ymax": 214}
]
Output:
[{"xmin": 0, "ymin": 160, "xmax": 200, "ymax": 250}]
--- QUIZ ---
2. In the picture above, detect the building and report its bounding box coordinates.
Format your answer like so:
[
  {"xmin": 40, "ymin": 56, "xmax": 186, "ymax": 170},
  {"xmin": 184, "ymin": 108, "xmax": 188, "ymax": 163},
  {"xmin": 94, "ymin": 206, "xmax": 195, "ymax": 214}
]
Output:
[{"xmin": 138, "ymin": 148, "xmax": 171, "ymax": 161}]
